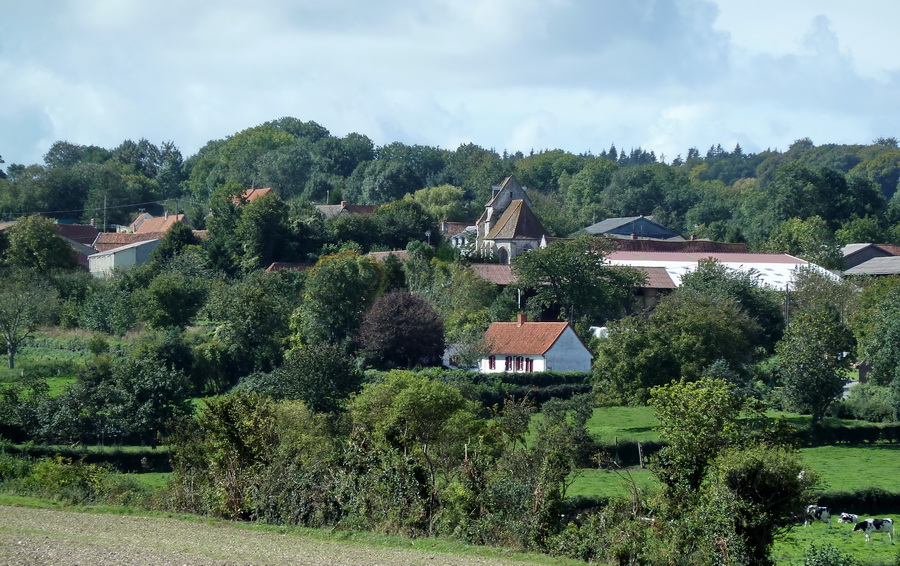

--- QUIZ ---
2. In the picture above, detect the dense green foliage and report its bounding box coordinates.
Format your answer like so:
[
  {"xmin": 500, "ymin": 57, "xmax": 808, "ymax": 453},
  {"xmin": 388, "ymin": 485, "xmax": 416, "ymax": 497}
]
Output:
[{"xmin": 5, "ymin": 121, "xmax": 900, "ymax": 563}]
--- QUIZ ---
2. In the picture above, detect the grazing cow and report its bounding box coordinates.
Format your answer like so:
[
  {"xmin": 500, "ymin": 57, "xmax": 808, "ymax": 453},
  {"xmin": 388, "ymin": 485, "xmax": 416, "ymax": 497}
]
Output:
[
  {"xmin": 854, "ymin": 518, "xmax": 894, "ymax": 543},
  {"xmin": 838, "ymin": 512, "xmax": 859, "ymax": 524},
  {"xmin": 805, "ymin": 505, "xmax": 831, "ymax": 526}
]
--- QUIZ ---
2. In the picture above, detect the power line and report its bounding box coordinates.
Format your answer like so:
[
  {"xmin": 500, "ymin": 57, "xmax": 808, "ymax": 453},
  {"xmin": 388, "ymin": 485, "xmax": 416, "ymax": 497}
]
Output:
[{"xmin": 0, "ymin": 198, "xmax": 189, "ymax": 220}]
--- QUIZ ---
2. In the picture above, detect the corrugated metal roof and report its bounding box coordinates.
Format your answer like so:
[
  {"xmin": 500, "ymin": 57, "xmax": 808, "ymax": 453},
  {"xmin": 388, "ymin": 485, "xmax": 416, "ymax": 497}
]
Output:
[{"xmin": 606, "ymin": 251, "xmax": 830, "ymax": 289}]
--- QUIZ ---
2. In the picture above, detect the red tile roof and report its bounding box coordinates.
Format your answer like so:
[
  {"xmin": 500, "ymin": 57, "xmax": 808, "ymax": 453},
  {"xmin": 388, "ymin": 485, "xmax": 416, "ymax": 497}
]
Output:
[
  {"xmin": 608, "ymin": 238, "xmax": 748, "ymax": 253},
  {"xmin": 470, "ymin": 263, "xmax": 516, "ymax": 285},
  {"xmin": 368, "ymin": 250, "xmax": 410, "ymax": 262},
  {"xmin": 440, "ymin": 221, "xmax": 471, "ymax": 238},
  {"xmin": 238, "ymin": 187, "xmax": 275, "ymax": 204},
  {"xmin": 265, "ymin": 262, "xmax": 311, "ymax": 273},
  {"xmin": 53, "ymin": 224, "xmax": 100, "ymax": 246},
  {"xmin": 134, "ymin": 214, "xmax": 187, "ymax": 234},
  {"xmin": 93, "ymin": 232, "xmax": 167, "ymax": 252},
  {"xmin": 636, "ymin": 266, "xmax": 677, "ymax": 289},
  {"xmin": 483, "ymin": 321, "xmax": 571, "ymax": 355}
]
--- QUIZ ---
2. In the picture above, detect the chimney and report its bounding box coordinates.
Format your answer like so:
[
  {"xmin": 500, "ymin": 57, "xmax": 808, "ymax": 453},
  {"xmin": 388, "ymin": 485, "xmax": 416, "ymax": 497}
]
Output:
[
  {"xmin": 517, "ymin": 313, "xmax": 527, "ymax": 326},
  {"xmin": 164, "ymin": 210, "xmax": 168, "ymax": 219},
  {"xmin": 631, "ymin": 232, "xmax": 638, "ymax": 240},
  {"xmin": 89, "ymin": 218, "xmax": 96, "ymax": 227},
  {"xmin": 340, "ymin": 201, "xmax": 347, "ymax": 207},
  {"xmin": 690, "ymin": 233, "xmax": 696, "ymax": 241}
]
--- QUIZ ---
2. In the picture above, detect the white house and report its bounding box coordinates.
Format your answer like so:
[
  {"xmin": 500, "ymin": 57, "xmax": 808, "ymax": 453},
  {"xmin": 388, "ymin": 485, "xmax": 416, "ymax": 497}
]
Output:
[
  {"xmin": 88, "ymin": 238, "xmax": 161, "ymax": 278},
  {"xmin": 480, "ymin": 314, "xmax": 592, "ymax": 373}
]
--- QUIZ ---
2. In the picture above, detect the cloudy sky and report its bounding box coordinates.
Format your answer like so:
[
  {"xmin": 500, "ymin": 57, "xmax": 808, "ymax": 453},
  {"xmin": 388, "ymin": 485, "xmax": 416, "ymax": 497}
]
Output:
[{"xmin": 2, "ymin": 0, "xmax": 899, "ymax": 167}]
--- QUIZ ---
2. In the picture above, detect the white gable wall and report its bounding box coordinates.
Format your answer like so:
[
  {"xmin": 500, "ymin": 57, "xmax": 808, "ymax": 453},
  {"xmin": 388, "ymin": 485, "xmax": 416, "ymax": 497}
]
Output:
[{"xmin": 544, "ymin": 326, "xmax": 592, "ymax": 372}]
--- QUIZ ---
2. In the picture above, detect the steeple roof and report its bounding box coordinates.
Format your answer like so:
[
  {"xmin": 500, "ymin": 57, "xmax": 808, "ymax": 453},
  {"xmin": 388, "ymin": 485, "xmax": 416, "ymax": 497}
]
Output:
[{"xmin": 485, "ymin": 199, "xmax": 548, "ymax": 240}]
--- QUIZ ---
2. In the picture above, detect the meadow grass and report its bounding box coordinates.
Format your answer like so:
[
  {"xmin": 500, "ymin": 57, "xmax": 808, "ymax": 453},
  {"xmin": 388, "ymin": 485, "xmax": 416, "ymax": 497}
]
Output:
[
  {"xmin": 586, "ymin": 405, "xmax": 659, "ymax": 442},
  {"xmin": 771, "ymin": 515, "xmax": 899, "ymax": 565},
  {"xmin": 801, "ymin": 445, "xmax": 900, "ymax": 493},
  {"xmin": 566, "ymin": 466, "xmax": 658, "ymax": 499},
  {"xmin": 125, "ymin": 472, "xmax": 171, "ymax": 490}
]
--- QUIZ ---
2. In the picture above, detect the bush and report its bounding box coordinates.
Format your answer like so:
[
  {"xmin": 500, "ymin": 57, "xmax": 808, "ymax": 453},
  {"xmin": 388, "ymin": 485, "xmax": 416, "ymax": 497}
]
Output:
[
  {"xmin": 22, "ymin": 456, "xmax": 107, "ymax": 503},
  {"xmin": 803, "ymin": 542, "xmax": 861, "ymax": 566},
  {"xmin": 831, "ymin": 383, "xmax": 895, "ymax": 423},
  {"xmin": 0, "ymin": 451, "xmax": 32, "ymax": 483}
]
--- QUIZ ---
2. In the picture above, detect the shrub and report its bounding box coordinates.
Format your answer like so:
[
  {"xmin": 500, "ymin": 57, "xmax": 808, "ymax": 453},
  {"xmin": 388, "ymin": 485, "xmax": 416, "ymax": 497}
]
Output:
[
  {"xmin": 22, "ymin": 456, "xmax": 107, "ymax": 503},
  {"xmin": 802, "ymin": 542, "xmax": 861, "ymax": 566}
]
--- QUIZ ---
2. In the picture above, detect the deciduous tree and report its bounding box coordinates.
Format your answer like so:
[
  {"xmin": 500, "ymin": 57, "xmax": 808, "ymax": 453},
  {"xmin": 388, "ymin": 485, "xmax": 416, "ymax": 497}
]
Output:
[
  {"xmin": 3, "ymin": 215, "xmax": 77, "ymax": 272},
  {"xmin": 512, "ymin": 235, "xmax": 644, "ymax": 325},
  {"xmin": 358, "ymin": 290, "xmax": 445, "ymax": 368},
  {"xmin": 294, "ymin": 250, "xmax": 384, "ymax": 348},
  {"xmin": 0, "ymin": 269, "xmax": 58, "ymax": 369},
  {"xmin": 776, "ymin": 306, "xmax": 853, "ymax": 424}
]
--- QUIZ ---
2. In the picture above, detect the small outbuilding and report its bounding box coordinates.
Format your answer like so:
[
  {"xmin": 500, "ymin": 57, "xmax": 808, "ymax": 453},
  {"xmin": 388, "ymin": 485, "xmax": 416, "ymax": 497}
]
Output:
[
  {"xmin": 88, "ymin": 238, "xmax": 161, "ymax": 278},
  {"xmin": 480, "ymin": 314, "xmax": 592, "ymax": 373}
]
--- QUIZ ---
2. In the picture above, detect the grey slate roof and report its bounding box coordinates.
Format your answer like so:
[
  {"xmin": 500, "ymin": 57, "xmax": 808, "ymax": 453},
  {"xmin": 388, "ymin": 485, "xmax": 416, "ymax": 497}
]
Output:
[
  {"xmin": 844, "ymin": 256, "xmax": 900, "ymax": 276},
  {"xmin": 484, "ymin": 200, "xmax": 548, "ymax": 241},
  {"xmin": 583, "ymin": 216, "xmax": 683, "ymax": 240}
]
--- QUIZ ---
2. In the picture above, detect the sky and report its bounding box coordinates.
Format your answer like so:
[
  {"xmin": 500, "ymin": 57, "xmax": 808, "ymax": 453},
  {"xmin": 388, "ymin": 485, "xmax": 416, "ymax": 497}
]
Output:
[{"xmin": 2, "ymin": 0, "xmax": 900, "ymax": 168}]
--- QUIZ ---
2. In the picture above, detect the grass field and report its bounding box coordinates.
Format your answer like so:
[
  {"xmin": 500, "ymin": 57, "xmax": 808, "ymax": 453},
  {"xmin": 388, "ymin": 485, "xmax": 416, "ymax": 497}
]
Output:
[
  {"xmin": 801, "ymin": 445, "xmax": 900, "ymax": 494},
  {"xmin": 771, "ymin": 515, "xmax": 899, "ymax": 565},
  {"xmin": 566, "ymin": 467, "xmax": 658, "ymax": 499},
  {"xmin": 585, "ymin": 405, "xmax": 658, "ymax": 442}
]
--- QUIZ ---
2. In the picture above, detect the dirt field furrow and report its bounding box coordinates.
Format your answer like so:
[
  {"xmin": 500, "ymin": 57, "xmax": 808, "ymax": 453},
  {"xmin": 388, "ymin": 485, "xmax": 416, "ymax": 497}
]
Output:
[{"xmin": 0, "ymin": 505, "xmax": 551, "ymax": 566}]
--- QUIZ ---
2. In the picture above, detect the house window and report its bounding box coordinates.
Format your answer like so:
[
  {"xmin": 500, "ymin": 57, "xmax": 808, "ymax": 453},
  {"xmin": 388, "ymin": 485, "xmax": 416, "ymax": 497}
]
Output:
[
  {"xmin": 515, "ymin": 356, "xmax": 524, "ymax": 371},
  {"xmin": 488, "ymin": 355, "xmax": 496, "ymax": 370},
  {"xmin": 525, "ymin": 358, "xmax": 534, "ymax": 372},
  {"xmin": 505, "ymin": 356, "xmax": 513, "ymax": 371}
]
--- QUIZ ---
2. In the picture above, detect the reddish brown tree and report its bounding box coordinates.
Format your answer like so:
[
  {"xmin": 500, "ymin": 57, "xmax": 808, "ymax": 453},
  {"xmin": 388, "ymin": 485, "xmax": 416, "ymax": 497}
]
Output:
[{"xmin": 358, "ymin": 290, "xmax": 445, "ymax": 369}]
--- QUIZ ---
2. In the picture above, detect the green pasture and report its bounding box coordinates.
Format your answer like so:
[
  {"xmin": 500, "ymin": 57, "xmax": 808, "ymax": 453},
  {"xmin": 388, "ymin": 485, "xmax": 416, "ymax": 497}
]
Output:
[
  {"xmin": 126, "ymin": 472, "xmax": 171, "ymax": 490},
  {"xmin": 567, "ymin": 467, "xmax": 658, "ymax": 499},
  {"xmin": 801, "ymin": 445, "xmax": 900, "ymax": 494},
  {"xmin": 0, "ymin": 347, "xmax": 88, "ymax": 382},
  {"xmin": 586, "ymin": 405, "xmax": 659, "ymax": 442},
  {"xmin": 771, "ymin": 515, "xmax": 899, "ymax": 565}
]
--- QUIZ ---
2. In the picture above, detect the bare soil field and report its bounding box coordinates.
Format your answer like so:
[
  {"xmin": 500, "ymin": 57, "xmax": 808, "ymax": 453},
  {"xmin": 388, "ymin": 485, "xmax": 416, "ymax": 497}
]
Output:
[{"xmin": 0, "ymin": 505, "xmax": 561, "ymax": 566}]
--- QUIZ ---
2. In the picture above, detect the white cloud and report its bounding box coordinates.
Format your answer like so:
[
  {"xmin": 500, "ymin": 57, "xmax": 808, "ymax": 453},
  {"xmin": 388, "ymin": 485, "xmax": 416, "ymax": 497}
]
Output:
[{"xmin": 0, "ymin": 0, "xmax": 898, "ymax": 169}]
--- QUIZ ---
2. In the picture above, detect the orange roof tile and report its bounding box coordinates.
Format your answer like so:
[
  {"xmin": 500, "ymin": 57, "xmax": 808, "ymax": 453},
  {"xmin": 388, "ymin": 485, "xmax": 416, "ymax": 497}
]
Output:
[
  {"xmin": 239, "ymin": 187, "xmax": 275, "ymax": 204},
  {"xmin": 483, "ymin": 321, "xmax": 570, "ymax": 355},
  {"xmin": 368, "ymin": 250, "xmax": 410, "ymax": 262},
  {"xmin": 265, "ymin": 262, "xmax": 311, "ymax": 273},
  {"xmin": 470, "ymin": 263, "xmax": 516, "ymax": 285},
  {"xmin": 134, "ymin": 214, "xmax": 187, "ymax": 234},
  {"xmin": 93, "ymin": 232, "xmax": 166, "ymax": 252}
]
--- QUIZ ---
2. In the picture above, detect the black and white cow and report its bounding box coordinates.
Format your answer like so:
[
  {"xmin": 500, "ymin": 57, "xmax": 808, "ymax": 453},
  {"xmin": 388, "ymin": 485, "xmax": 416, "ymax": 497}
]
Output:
[
  {"xmin": 854, "ymin": 518, "xmax": 894, "ymax": 543},
  {"xmin": 838, "ymin": 512, "xmax": 859, "ymax": 524},
  {"xmin": 805, "ymin": 505, "xmax": 831, "ymax": 527}
]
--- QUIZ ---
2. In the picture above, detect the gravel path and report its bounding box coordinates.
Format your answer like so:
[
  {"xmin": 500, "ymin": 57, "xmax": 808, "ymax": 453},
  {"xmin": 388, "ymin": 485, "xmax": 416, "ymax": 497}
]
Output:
[{"xmin": 0, "ymin": 505, "xmax": 553, "ymax": 566}]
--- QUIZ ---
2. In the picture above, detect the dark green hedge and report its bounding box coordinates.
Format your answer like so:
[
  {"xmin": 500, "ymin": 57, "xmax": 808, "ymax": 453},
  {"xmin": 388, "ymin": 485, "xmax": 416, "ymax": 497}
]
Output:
[
  {"xmin": 819, "ymin": 488, "xmax": 900, "ymax": 515},
  {"xmin": 797, "ymin": 423, "xmax": 900, "ymax": 446},
  {"xmin": 0, "ymin": 443, "xmax": 170, "ymax": 473}
]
